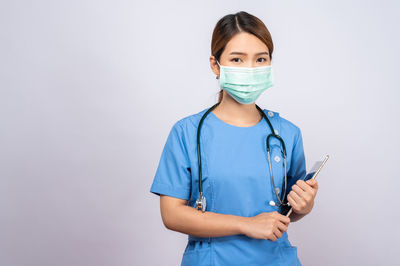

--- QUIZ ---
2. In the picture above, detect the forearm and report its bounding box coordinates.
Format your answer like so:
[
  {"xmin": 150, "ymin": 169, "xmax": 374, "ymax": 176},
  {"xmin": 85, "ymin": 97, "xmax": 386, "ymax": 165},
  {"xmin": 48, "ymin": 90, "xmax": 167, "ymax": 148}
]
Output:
[
  {"xmin": 163, "ymin": 205, "xmax": 247, "ymax": 238},
  {"xmin": 288, "ymin": 210, "xmax": 307, "ymax": 222}
]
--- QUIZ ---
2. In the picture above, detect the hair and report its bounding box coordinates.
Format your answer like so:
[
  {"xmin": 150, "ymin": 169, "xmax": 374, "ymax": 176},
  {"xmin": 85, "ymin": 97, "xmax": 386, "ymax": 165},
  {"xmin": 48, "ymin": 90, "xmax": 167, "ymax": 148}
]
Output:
[{"xmin": 211, "ymin": 11, "xmax": 274, "ymax": 103}]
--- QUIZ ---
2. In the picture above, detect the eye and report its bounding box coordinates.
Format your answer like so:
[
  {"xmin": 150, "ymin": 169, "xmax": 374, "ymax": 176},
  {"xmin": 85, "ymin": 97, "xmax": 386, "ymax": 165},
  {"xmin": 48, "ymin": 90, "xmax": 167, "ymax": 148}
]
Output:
[
  {"xmin": 257, "ymin": 57, "xmax": 267, "ymax": 63},
  {"xmin": 231, "ymin": 58, "xmax": 242, "ymax": 63}
]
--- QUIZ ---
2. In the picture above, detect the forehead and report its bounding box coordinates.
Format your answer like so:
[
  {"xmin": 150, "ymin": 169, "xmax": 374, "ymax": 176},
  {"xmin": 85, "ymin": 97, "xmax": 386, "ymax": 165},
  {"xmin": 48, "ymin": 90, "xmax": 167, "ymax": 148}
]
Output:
[{"xmin": 224, "ymin": 32, "xmax": 269, "ymax": 54}]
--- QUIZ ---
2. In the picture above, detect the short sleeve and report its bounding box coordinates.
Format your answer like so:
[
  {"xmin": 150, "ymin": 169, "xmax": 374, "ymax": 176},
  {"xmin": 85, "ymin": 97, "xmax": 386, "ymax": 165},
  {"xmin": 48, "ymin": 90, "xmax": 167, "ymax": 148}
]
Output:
[
  {"xmin": 286, "ymin": 127, "xmax": 307, "ymax": 189},
  {"xmin": 149, "ymin": 120, "xmax": 192, "ymax": 200}
]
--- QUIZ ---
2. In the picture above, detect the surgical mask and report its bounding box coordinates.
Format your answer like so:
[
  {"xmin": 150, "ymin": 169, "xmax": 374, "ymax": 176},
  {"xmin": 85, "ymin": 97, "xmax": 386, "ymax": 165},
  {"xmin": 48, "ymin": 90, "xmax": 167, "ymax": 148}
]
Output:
[{"xmin": 216, "ymin": 60, "xmax": 274, "ymax": 104}]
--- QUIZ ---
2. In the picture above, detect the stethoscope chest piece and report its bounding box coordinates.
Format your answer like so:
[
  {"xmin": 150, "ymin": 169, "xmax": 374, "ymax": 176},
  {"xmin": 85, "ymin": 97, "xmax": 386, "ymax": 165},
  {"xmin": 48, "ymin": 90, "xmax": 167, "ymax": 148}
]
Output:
[{"xmin": 195, "ymin": 193, "xmax": 206, "ymax": 212}]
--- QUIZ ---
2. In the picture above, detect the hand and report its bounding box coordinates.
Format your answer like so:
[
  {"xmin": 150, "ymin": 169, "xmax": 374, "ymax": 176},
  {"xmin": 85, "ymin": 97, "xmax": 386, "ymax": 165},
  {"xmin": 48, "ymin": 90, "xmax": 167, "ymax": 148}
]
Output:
[
  {"xmin": 241, "ymin": 211, "xmax": 291, "ymax": 241},
  {"xmin": 287, "ymin": 179, "xmax": 319, "ymax": 215}
]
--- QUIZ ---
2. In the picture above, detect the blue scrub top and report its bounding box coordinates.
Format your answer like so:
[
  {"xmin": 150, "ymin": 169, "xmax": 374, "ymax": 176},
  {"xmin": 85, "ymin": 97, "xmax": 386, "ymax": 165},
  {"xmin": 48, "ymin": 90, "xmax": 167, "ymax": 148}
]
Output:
[{"xmin": 150, "ymin": 107, "xmax": 306, "ymax": 266}]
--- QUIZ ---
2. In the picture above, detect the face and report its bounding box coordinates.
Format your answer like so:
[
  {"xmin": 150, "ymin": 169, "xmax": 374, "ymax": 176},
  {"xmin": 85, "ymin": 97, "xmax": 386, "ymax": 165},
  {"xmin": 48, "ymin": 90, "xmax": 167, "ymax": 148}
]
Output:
[{"xmin": 210, "ymin": 31, "xmax": 271, "ymax": 77}]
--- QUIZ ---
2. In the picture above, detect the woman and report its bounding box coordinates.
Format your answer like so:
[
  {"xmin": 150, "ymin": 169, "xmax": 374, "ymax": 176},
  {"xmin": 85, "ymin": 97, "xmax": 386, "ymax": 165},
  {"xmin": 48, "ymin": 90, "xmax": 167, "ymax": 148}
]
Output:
[{"xmin": 150, "ymin": 11, "xmax": 319, "ymax": 266}]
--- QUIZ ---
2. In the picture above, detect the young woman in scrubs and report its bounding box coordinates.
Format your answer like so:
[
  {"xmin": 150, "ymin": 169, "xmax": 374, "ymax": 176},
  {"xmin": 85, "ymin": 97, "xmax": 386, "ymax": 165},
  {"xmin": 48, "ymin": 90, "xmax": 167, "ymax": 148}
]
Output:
[{"xmin": 150, "ymin": 11, "xmax": 319, "ymax": 266}]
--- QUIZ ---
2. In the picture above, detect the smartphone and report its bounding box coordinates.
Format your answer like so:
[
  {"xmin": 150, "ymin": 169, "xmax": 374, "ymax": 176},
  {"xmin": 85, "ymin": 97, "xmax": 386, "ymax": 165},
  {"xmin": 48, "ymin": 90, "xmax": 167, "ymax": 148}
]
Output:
[{"xmin": 280, "ymin": 155, "xmax": 330, "ymax": 216}]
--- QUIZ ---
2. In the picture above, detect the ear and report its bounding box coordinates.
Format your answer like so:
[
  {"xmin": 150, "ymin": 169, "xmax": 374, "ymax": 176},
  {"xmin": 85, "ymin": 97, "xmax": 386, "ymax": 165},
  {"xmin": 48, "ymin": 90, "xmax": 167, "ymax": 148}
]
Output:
[{"xmin": 209, "ymin": 55, "xmax": 220, "ymax": 78}]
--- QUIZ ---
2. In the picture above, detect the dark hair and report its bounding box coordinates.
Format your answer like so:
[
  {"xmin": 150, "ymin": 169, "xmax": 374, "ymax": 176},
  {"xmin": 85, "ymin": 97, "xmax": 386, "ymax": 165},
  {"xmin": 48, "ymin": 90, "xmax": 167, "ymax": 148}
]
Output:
[{"xmin": 211, "ymin": 11, "xmax": 274, "ymax": 103}]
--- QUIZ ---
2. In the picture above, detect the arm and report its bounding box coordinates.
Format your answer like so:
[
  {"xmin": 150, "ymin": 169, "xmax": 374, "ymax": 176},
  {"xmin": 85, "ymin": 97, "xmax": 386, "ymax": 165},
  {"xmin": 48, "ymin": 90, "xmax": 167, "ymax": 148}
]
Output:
[
  {"xmin": 288, "ymin": 210, "xmax": 307, "ymax": 223},
  {"xmin": 160, "ymin": 195, "xmax": 291, "ymax": 241},
  {"xmin": 160, "ymin": 195, "xmax": 246, "ymax": 237}
]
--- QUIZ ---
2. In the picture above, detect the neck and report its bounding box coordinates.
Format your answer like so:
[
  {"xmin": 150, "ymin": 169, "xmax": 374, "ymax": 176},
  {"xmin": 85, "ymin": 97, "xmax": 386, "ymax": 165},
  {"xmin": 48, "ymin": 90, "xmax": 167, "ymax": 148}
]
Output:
[{"xmin": 213, "ymin": 91, "xmax": 262, "ymax": 126}]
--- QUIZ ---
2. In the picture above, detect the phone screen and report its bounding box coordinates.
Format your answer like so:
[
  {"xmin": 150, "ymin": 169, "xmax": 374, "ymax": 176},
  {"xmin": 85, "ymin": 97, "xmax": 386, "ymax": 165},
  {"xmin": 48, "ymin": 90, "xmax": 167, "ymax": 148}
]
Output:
[{"xmin": 302, "ymin": 160, "xmax": 325, "ymax": 181}]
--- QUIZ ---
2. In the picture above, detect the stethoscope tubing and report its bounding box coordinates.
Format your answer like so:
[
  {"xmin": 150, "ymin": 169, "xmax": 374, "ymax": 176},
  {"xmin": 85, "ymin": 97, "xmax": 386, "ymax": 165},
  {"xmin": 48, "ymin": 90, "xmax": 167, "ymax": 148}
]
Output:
[{"xmin": 196, "ymin": 102, "xmax": 288, "ymax": 212}]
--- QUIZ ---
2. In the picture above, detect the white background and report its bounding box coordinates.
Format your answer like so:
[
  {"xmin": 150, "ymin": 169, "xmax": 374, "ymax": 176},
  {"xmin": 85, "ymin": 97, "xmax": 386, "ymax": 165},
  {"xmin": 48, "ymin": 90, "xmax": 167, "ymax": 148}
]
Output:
[{"xmin": 1, "ymin": 0, "xmax": 399, "ymax": 265}]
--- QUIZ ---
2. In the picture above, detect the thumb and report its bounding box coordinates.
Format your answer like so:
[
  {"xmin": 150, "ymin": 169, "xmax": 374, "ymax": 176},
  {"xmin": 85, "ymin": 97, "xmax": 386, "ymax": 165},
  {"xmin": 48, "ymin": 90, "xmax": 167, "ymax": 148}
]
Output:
[{"xmin": 306, "ymin": 179, "xmax": 316, "ymax": 186}]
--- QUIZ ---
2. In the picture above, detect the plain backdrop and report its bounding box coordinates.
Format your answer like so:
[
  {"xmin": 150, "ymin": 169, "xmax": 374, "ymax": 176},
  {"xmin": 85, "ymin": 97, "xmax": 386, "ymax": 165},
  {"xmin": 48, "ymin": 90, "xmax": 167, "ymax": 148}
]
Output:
[{"xmin": 1, "ymin": 0, "xmax": 399, "ymax": 265}]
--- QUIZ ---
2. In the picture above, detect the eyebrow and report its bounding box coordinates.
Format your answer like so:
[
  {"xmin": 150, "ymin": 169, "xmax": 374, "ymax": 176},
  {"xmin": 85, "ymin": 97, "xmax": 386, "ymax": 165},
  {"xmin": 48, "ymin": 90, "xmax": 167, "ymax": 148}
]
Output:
[{"xmin": 229, "ymin": 51, "xmax": 269, "ymax": 56}]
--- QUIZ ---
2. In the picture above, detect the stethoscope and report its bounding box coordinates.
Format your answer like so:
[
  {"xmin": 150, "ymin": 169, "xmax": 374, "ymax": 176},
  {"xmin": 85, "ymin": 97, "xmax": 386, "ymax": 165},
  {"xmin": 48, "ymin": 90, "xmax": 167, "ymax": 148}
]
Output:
[{"xmin": 195, "ymin": 102, "xmax": 289, "ymax": 212}]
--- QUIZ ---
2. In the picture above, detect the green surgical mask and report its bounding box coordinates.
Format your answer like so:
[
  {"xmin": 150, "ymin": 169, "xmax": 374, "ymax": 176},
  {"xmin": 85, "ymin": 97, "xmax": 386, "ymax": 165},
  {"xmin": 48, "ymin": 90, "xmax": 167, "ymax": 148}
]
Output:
[{"xmin": 217, "ymin": 60, "xmax": 274, "ymax": 104}]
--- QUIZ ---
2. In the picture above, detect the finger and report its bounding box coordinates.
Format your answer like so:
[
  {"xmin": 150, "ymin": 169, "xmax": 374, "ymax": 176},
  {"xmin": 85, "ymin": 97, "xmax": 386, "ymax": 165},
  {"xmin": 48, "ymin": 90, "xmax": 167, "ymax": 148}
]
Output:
[
  {"xmin": 287, "ymin": 194, "xmax": 299, "ymax": 210},
  {"xmin": 295, "ymin": 180, "xmax": 314, "ymax": 195},
  {"xmin": 270, "ymin": 231, "xmax": 278, "ymax": 241},
  {"xmin": 298, "ymin": 180, "xmax": 317, "ymax": 199},
  {"xmin": 289, "ymin": 191, "xmax": 306, "ymax": 207},
  {"xmin": 306, "ymin": 179, "xmax": 319, "ymax": 192},
  {"xmin": 306, "ymin": 179, "xmax": 318, "ymax": 187},
  {"xmin": 291, "ymin": 184, "xmax": 308, "ymax": 199},
  {"xmin": 273, "ymin": 227, "xmax": 283, "ymax": 239},
  {"xmin": 276, "ymin": 213, "xmax": 290, "ymax": 225},
  {"xmin": 277, "ymin": 221, "xmax": 288, "ymax": 233}
]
